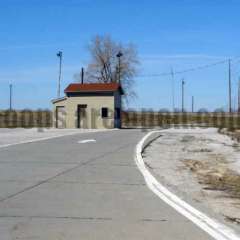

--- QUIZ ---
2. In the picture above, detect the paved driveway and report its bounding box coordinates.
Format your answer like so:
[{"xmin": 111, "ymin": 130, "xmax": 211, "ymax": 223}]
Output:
[{"xmin": 0, "ymin": 129, "xmax": 213, "ymax": 239}]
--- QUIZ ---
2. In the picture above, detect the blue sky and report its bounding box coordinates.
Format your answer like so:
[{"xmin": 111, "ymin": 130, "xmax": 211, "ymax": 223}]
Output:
[{"xmin": 0, "ymin": 0, "xmax": 240, "ymax": 111}]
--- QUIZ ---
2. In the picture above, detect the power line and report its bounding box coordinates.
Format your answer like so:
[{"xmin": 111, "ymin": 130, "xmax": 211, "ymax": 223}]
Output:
[{"xmin": 137, "ymin": 58, "xmax": 240, "ymax": 78}]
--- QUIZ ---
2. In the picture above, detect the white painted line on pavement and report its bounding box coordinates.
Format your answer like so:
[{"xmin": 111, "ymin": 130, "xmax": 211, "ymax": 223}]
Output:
[
  {"xmin": 0, "ymin": 129, "xmax": 115, "ymax": 149},
  {"xmin": 78, "ymin": 139, "xmax": 96, "ymax": 143},
  {"xmin": 0, "ymin": 132, "xmax": 80, "ymax": 149},
  {"xmin": 135, "ymin": 130, "xmax": 240, "ymax": 240}
]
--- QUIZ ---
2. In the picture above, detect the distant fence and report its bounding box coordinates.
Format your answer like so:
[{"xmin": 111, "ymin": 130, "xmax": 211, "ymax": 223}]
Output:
[
  {"xmin": 0, "ymin": 110, "xmax": 52, "ymax": 128},
  {"xmin": 1, "ymin": 110, "xmax": 240, "ymax": 129},
  {"xmin": 121, "ymin": 111, "xmax": 240, "ymax": 130}
]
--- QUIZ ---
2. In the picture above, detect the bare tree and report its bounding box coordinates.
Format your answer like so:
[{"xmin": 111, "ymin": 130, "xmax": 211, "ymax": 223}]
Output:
[{"xmin": 76, "ymin": 35, "xmax": 139, "ymax": 103}]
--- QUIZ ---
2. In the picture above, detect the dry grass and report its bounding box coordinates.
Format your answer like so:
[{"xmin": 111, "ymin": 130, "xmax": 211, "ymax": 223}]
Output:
[
  {"xmin": 225, "ymin": 215, "xmax": 240, "ymax": 224},
  {"xmin": 183, "ymin": 159, "xmax": 240, "ymax": 198},
  {"xmin": 183, "ymin": 159, "xmax": 207, "ymax": 172},
  {"xmin": 203, "ymin": 170, "xmax": 240, "ymax": 198}
]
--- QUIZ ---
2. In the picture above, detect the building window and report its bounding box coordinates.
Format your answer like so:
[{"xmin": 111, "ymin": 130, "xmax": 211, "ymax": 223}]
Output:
[{"xmin": 101, "ymin": 108, "xmax": 108, "ymax": 118}]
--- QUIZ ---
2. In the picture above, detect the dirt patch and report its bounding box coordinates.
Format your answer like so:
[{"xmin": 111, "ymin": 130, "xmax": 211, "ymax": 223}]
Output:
[
  {"xmin": 144, "ymin": 128, "xmax": 240, "ymax": 229},
  {"xmin": 188, "ymin": 148, "xmax": 212, "ymax": 153},
  {"xmin": 181, "ymin": 135, "xmax": 195, "ymax": 143}
]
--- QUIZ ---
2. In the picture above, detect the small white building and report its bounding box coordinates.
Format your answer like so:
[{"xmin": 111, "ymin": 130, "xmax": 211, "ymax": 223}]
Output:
[{"xmin": 52, "ymin": 83, "xmax": 124, "ymax": 129}]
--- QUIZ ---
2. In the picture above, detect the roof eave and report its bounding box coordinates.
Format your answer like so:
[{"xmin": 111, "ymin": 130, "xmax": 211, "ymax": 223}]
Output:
[
  {"xmin": 51, "ymin": 97, "xmax": 67, "ymax": 104},
  {"xmin": 65, "ymin": 89, "xmax": 123, "ymax": 94}
]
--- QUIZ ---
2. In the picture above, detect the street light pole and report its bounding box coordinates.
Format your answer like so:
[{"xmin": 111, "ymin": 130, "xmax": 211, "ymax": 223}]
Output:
[
  {"xmin": 116, "ymin": 51, "xmax": 123, "ymax": 83},
  {"xmin": 57, "ymin": 51, "xmax": 63, "ymax": 98}
]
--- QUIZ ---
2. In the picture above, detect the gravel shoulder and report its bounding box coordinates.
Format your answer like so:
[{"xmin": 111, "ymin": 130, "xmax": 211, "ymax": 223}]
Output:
[{"xmin": 143, "ymin": 128, "xmax": 240, "ymax": 229}]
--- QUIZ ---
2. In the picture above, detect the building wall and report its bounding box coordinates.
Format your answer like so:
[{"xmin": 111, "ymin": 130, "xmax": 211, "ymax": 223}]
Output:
[
  {"xmin": 52, "ymin": 99, "xmax": 67, "ymax": 128},
  {"xmin": 53, "ymin": 95, "xmax": 116, "ymax": 129}
]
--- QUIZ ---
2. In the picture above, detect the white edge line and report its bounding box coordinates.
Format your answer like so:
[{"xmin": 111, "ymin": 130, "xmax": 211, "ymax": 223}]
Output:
[
  {"xmin": 0, "ymin": 129, "xmax": 116, "ymax": 149},
  {"xmin": 78, "ymin": 139, "xmax": 96, "ymax": 143},
  {"xmin": 135, "ymin": 130, "xmax": 240, "ymax": 240}
]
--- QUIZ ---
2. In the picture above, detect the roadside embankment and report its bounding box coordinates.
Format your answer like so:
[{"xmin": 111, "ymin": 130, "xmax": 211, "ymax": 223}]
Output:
[{"xmin": 143, "ymin": 128, "xmax": 240, "ymax": 227}]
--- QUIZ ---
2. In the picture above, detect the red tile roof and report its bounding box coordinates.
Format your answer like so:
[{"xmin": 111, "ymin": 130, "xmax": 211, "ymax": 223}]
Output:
[{"xmin": 64, "ymin": 83, "xmax": 124, "ymax": 94}]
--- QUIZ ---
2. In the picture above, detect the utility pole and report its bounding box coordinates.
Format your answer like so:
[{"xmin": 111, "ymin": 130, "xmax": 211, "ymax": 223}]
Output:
[
  {"xmin": 192, "ymin": 96, "xmax": 194, "ymax": 113},
  {"xmin": 233, "ymin": 95, "xmax": 237, "ymax": 113},
  {"xmin": 57, "ymin": 51, "xmax": 63, "ymax": 98},
  {"xmin": 238, "ymin": 78, "xmax": 240, "ymax": 113},
  {"xmin": 182, "ymin": 79, "xmax": 185, "ymax": 113},
  {"xmin": 229, "ymin": 59, "xmax": 232, "ymax": 113},
  {"xmin": 9, "ymin": 84, "xmax": 12, "ymax": 111},
  {"xmin": 116, "ymin": 51, "xmax": 123, "ymax": 83},
  {"xmin": 171, "ymin": 67, "xmax": 175, "ymax": 112}
]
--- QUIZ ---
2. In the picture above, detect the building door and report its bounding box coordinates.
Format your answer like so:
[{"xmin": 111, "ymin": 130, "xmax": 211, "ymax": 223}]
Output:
[
  {"xmin": 56, "ymin": 106, "xmax": 66, "ymax": 128},
  {"xmin": 77, "ymin": 104, "xmax": 87, "ymax": 128}
]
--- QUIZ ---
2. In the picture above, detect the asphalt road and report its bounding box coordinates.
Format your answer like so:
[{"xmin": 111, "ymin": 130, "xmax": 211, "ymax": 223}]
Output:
[{"xmin": 0, "ymin": 129, "xmax": 213, "ymax": 239}]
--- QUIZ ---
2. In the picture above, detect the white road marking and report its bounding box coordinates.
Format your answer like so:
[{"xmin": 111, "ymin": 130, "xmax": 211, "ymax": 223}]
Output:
[
  {"xmin": 0, "ymin": 132, "xmax": 81, "ymax": 149},
  {"xmin": 135, "ymin": 130, "xmax": 240, "ymax": 240},
  {"xmin": 0, "ymin": 129, "xmax": 114, "ymax": 149},
  {"xmin": 78, "ymin": 139, "xmax": 96, "ymax": 143}
]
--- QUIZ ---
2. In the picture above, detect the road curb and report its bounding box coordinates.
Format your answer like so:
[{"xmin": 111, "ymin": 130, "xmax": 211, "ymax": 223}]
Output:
[{"xmin": 135, "ymin": 130, "xmax": 240, "ymax": 240}]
